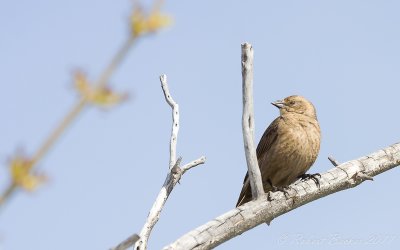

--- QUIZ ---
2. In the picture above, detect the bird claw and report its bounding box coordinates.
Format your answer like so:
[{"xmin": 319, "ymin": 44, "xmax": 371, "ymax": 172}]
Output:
[
  {"xmin": 267, "ymin": 188, "xmax": 291, "ymax": 201},
  {"xmin": 298, "ymin": 173, "xmax": 321, "ymax": 188},
  {"xmin": 273, "ymin": 186, "xmax": 290, "ymax": 197},
  {"xmin": 267, "ymin": 179, "xmax": 290, "ymax": 200}
]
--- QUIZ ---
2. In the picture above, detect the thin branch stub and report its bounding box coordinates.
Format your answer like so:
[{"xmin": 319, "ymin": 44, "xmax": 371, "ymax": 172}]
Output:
[{"xmin": 328, "ymin": 156, "xmax": 340, "ymax": 166}]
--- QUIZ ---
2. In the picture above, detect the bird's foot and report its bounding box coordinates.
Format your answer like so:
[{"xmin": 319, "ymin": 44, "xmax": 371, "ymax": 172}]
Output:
[
  {"xmin": 267, "ymin": 180, "xmax": 290, "ymax": 200},
  {"xmin": 267, "ymin": 187, "xmax": 291, "ymax": 201},
  {"xmin": 272, "ymin": 186, "xmax": 290, "ymax": 196},
  {"xmin": 298, "ymin": 173, "xmax": 321, "ymax": 188}
]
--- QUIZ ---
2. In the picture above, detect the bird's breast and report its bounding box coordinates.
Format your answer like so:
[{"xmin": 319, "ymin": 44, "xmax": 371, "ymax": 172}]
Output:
[
  {"xmin": 281, "ymin": 118, "xmax": 320, "ymax": 162},
  {"xmin": 261, "ymin": 115, "xmax": 321, "ymax": 186}
]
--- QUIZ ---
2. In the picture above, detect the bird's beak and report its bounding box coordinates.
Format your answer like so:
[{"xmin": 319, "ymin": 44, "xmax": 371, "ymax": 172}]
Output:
[{"xmin": 271, "ymin": 100, "xmax": 285, "ymax": 109}]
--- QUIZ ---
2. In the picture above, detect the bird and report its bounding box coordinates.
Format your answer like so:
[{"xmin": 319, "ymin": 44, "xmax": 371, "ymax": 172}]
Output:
[{"xmin": 236, "ymin": 95, "xmax": 321, "ymax": 207}]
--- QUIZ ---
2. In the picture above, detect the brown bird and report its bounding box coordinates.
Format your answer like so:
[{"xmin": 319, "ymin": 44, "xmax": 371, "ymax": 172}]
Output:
[{"xmin": 236, "ymin": 95, "xmax": 321, "ymax": 207}]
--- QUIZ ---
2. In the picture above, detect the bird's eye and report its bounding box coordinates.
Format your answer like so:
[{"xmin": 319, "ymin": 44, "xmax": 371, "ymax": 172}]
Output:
[{"xmin": 289, "ymin": 100, "xmax": 296, "ymax": 105}]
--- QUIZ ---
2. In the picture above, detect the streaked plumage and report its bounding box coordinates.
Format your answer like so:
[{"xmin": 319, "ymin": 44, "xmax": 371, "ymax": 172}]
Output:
[{"xmin": 236, "ymin": 95, "xmax": 321, "ymax": 207}]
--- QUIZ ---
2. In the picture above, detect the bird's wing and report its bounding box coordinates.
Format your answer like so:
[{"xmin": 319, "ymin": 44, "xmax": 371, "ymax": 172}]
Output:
[
  {"xmin": 236, "ymin": 117, "xmax": 281, "ymax": 207},
  {"xmin": 256, "ymin": 116, "xmax": 281, "ymax": 159}
]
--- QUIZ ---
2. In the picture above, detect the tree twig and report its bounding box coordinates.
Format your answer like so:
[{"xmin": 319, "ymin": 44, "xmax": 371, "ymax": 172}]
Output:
[
  {"xmin": 181, "ymin": 156, "xmax": 207, "ymax": 174},
  {"xmin": 132, "ymin": 155, "xmax": 204, "ymax": 250},
  {"xmin": 0, "ymin": 183, "xmax": 17, "ymax": 206},
  {"xmin": 112, "ymin": 75, "xmax": 205, "ymax": 250},
  {"xmin": 241, "ymin": 42, "xmax": 264, "ymax": 200},
  {"xmin": 97, "ymin": 36, "xmax": 136, "ymax": 88},
  {"xmin": 160, "ymin": 74, "xmax": 179, "ymax": 169},
  {"xmin": 328, "ymin": 156, "xmax": 340, "ymax": 166},
  {"xmin": 110, "ymin": 234, "xmax": 140, "ymax": 250},
  {"xmin": 0, "ymin": 35, "xmax": 136, "ymax": 208},
  {"xmin": 163, "ymin": 142, "xmax": 400, "ymax": 250}
]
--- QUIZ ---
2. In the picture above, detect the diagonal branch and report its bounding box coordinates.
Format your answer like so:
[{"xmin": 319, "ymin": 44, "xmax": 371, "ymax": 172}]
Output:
[
  {"xmin": 163, "ymin": 142, "xmax": 400, "ymax": 250},
  {"xmin": 111, "ymin": 75, "xmax": 206, "ymax": 250},
  {"xmin": 0, "ymin": 35, "xmax": 136, "ymax": 208},
  {"xmin": 241, "ymin": 42, "xmax": 264, "ymax": 200}
]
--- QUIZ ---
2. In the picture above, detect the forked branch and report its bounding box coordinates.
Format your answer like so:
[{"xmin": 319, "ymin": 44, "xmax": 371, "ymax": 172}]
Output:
[{"xmin": 112, "ymin": 75, "xmax": 206, "ymax": 250}]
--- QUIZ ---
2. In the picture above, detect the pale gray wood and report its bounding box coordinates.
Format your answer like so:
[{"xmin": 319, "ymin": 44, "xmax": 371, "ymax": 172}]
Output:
[
  {"xmin": 164, "ymin": 142, "xmax": 400, "ymax": 249},
  {"xmin": 112, "ymin": 75, "xmax": 206, "ymax": 250},
  {"xmin": 241, "ymin": 42, "xmax": 264, "ymax": 199},
  {"xmin": 160, "ymin": 74, "xmax": 179, "ymax": 170}
]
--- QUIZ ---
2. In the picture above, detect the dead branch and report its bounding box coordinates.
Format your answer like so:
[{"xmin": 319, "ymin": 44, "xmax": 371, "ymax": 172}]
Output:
[
  {"xmin": 162, "ymin": 43, "xmax": 400, "ymax": 249},
  {"xmin": 241, "ymin": 42, "xmax": 264, "ymax": 199},
  {"xmin": 111, "ymin": 75, "xmax": 206, "ymax": 250},
  {"xmin": 163, "ymin": 142, "xmax": 400, "ymax": 249}
]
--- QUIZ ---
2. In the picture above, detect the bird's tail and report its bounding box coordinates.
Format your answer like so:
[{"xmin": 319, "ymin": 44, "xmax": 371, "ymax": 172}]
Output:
[
  {"xmin": 236, "ymin": 181, "xmax": 252, "ymax": 207},
  {"xmin": 236, "ymin": 175, "xmax": 272, "ymax": 207}
]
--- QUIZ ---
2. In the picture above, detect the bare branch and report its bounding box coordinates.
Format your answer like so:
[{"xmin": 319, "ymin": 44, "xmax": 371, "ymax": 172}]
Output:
[
  {"xmin": 241, "ymin": 42, "xmax": 264, "ymax": 200},
  {"xmin": 163, "ymin": 142, "xmax": 400, "ymax": 250},
  {"xmin": 181, "ymin": 156, "xmax": 206, "ymax": 174},
  {"xmin": 112, "ymin": 75, "xmax": 206, "ymax": 250},
  {"xmin": 135, "ymin": 159, "xmax": 182, "ymax": 250},
  {"xmin": 160, "ymin": 74, "xmax": 179, "ymax": 169},
  {"xmin": 134, "ymin": 75, "xmax": 181, "ymax": 250}
]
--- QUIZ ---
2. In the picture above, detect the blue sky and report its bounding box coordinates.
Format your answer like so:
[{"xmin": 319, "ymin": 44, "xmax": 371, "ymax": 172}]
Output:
[{"xmin": 1, "ymin": 0, "xmax": 400, "ymax": 249}]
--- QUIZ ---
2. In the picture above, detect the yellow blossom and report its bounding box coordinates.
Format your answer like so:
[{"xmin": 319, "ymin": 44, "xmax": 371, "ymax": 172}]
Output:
[
  {"xmin": 74, "ymin": 71, "xmax": 128, "ymax": 107},
  {"xmin": 147, "ymin": 11, "xmax": 172, "ymax": 33},
  {"xmin": 10, "ymin": 156, "xmax": 46, "ymax": 191},
  {"xmin": 130, "ymin": 3, "xmax": 172, "ymax": 37}
]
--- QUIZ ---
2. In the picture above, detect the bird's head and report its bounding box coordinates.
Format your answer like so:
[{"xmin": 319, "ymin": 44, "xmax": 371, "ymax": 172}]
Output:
[{"xmin": 272, "ymin": 95, "xmax": 317, "ymax": 119}]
